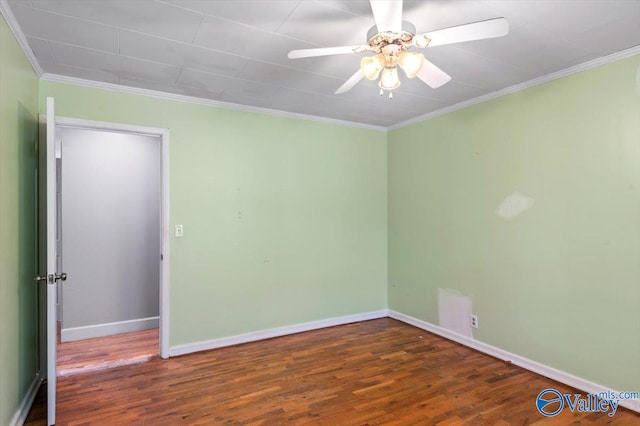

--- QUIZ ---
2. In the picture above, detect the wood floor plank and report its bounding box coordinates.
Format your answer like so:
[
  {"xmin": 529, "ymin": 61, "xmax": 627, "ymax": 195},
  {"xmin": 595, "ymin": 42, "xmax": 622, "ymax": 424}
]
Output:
[{"xmin": 24, "ymin": 318, "xmax": 639, "ymax": 425}]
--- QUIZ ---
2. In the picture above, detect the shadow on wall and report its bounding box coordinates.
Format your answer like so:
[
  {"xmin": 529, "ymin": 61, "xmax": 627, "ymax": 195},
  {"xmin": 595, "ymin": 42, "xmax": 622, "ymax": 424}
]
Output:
[{"xmin": 17, "ymin": 102, "xmax": 38, "ymax": 396}]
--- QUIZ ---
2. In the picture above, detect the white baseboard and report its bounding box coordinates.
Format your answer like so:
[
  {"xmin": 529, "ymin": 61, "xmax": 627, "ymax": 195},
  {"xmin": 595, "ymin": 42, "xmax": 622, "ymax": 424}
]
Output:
[
  {"xmin": 169, "ymin": 310, "xmax": 389, "ymax": 357},
  {"xmin": 9, "ymin": 372, "xmax": 42, "ymax": 426},
  {"xmin": 61, "ymin": 316, "xmax": 159, "ymax": 342},
  {"xmin": 388, "ymin": 310, "xmax": 640, "ymax": 413}
]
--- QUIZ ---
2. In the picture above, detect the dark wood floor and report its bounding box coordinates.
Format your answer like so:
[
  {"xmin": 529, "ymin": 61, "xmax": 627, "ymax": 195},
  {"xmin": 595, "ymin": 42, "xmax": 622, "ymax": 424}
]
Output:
[
  {"xmin": 57, "ymin": 328, "xmax": 159, "ymax": 376},
  {"xmin": 25, "ymin": 318, "xmax": 639, "ymax": 425}
]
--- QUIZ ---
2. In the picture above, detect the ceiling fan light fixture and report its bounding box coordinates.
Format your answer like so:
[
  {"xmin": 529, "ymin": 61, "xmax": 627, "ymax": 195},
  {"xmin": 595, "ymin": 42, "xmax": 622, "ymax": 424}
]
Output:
[
  {"xmin": 360, "ymin": 54, "xmax": 385, "ymax": 80},
  {"xmin": 378, "ymin": 66, "xmax": 401, "ymax": 90},
  {"xmin": 288, "ymin": 2, "xmax": 509, "ymax": 96},
  {"xmin": 398, "ymin": 51, "xmax": 425, "ymax": 78}
]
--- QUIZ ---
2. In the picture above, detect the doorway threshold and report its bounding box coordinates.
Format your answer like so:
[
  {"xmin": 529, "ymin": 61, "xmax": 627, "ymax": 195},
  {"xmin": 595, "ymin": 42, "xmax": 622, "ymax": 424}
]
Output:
[{"xmin": 57, "ymin": 328, "xmax": 159, "ymax": 377}]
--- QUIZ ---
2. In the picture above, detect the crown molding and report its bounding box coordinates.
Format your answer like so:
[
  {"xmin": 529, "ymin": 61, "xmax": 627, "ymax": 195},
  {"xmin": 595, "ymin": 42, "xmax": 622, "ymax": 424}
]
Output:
[
  {"xmin": 42, "ymin": 45, "xmax": 640, "ymax": 133},
  {"xmin": 389, "ymin": 45, "xmax": 640, "ymax": 131},
  {"xmin": 39, "ymin": 73, "xmax": 387, "ymax": 132},
  {"xmin": 0, "ymin": 0, "xmax": 43, "ymax": 76}
]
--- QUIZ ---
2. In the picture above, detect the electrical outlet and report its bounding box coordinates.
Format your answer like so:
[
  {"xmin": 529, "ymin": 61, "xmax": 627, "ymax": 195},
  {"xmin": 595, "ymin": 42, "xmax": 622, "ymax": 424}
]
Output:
[{"xmin": 470, "ymin": 314, "xmax": 479, "ymax": 329}]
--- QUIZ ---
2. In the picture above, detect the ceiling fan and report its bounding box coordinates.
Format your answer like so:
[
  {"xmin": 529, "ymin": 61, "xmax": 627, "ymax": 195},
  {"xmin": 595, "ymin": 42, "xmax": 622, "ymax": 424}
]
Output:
[{"xmin": 288, "ymin": 0, "xmax": 509, "ymax": 98}]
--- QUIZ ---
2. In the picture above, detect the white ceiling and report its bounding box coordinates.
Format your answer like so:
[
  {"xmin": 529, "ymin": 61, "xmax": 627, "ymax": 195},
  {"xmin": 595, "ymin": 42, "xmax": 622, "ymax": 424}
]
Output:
[{"xmin": 6, "ymin": 0, "xmax": 640, "ymax": 127}]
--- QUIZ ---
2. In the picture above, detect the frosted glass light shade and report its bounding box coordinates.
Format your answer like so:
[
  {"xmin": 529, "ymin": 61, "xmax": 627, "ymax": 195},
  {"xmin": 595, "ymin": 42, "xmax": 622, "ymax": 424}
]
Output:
[
  {"xmin": 398, "ymin": 52, "xmax": 425, "ymax": 78},
  {"xmin": 360, "ymin": 54, "xmax": 385, "ymax": 80},
  {"xmin": 378, "ymin": 67, "xmax": 401, "ymax": 90}
]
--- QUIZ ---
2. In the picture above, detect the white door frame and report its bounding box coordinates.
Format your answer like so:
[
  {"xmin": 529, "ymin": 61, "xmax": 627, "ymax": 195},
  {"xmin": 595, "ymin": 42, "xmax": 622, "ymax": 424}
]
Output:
[{"xmin": 55, "ymin": 116, "xmax": 171, "ymax": 358}]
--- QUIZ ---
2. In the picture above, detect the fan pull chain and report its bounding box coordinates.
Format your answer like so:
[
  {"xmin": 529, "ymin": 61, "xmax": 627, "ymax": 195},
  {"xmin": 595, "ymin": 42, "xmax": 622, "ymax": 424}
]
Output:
[{"xmin": 379, "ymin": 89, "xmax": 394, "ymax": 99}]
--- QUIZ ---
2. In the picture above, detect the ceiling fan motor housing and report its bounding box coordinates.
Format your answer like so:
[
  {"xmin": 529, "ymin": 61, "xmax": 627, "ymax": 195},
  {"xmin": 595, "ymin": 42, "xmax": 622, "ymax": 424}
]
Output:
[{"xmin": 366, "ymin": 21, "xmax": 428, "ymax": 52}]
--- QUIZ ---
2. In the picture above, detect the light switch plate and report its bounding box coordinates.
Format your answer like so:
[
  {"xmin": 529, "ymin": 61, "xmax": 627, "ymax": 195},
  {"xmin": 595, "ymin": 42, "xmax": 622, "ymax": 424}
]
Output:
[{"xmin": 175, "ymin": 224, "xmax": 183, "ymax": 237}]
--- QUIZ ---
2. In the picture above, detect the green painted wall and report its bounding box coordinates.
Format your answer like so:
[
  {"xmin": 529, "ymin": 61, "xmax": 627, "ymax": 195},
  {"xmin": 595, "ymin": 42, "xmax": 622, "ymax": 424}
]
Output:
[
  {"xmin": 0, "ymin": 14, "xmax": 40, "ymax": 425},
  {"xmin": 39, "ymin": 81, "xmax": 388, "ymax": 346},
  {"xmin": 388, "ymin": 55, "xmax": 640, "ymax": 392}
]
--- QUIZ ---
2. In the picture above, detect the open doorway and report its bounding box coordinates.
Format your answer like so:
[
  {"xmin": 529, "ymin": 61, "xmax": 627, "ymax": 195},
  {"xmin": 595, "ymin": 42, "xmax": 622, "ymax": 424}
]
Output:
[{"xmin": 52, "ymin": 124, "xmax": 166, "ymax": 376}]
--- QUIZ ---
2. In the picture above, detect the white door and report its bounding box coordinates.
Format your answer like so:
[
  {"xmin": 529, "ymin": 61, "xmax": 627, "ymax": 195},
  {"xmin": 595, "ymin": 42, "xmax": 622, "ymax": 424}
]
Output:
[{"xmin": 36, "ymin": 97, "xmax": 64, "ymax": 426}]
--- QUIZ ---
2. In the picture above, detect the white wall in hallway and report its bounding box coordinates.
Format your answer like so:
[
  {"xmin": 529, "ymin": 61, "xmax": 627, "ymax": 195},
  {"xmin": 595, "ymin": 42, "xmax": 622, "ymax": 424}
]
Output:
[{"xmin": 60, "ymin": 127, "xmax": 160, "ymax": 341}]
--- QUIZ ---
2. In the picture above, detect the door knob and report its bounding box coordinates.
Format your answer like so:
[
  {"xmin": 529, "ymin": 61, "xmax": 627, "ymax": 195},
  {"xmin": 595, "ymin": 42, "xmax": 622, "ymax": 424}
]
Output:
[{"xmin": 33, "ymin": 273, "xmax": 67, "ymax": 283}]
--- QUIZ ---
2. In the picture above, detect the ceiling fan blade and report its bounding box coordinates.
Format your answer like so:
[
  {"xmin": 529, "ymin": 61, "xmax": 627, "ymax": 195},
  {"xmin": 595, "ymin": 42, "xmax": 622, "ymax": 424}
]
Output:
[
  {"xmin": 419, "ymin": 17, "xmax": 509, "ymax": 48},
  {"xmin": 288, "ymin": 45, "xmax": 369, "ymax": 59},
  {"xmin": 370, "ymin": 0, "xmax": 403, "ymax": 33},
  {"xmin": 335, "ymin": 69, "xmax": 364, "ymax": 94},
  {"xmin": 416, "ymin": 59, "xmax": 451, "ymax": 88}
]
